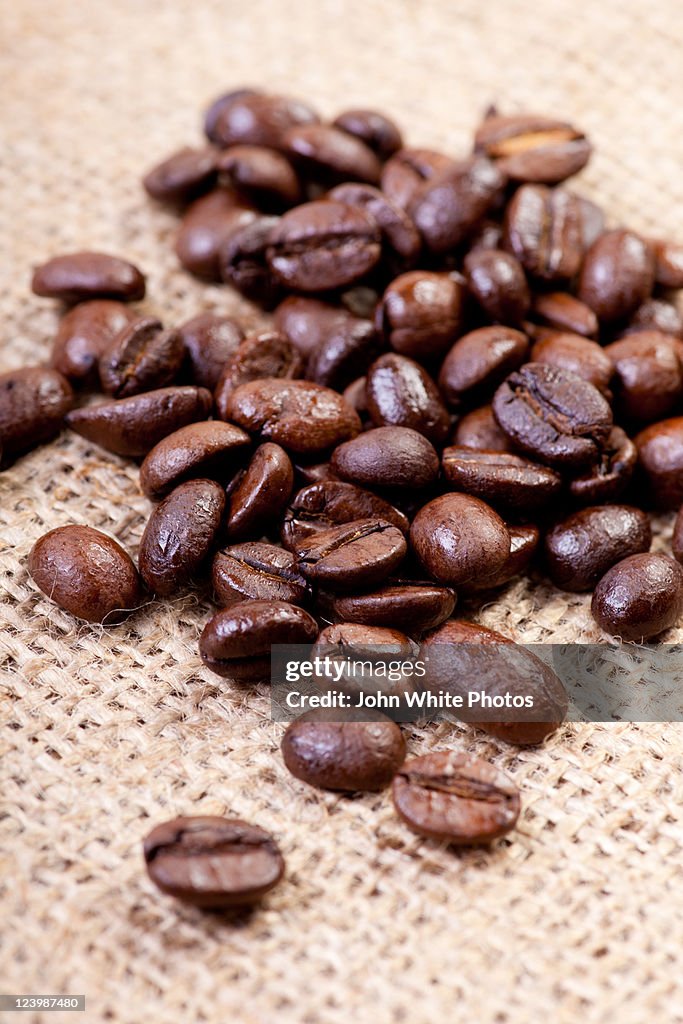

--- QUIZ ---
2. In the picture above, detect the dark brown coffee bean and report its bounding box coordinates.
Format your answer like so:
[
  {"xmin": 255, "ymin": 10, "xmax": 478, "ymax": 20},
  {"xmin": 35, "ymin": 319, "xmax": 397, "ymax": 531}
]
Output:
[
  {"xmin": 651, "ymin": 239, "xmax": 683, "ymax": 289},
  {"xmin": 452, "ymin": 404, "xmax": 511, "ymax": 452},
  {"xmin": 281, "ymin": 480, "xmax": 409, "ymax": 551},
  {"xmin": 143, "ymin": 146, "xmax": 219, "ymax": 203},
  {"xmin": 503, "ymin": 185, "xmax": 584, "ymax": 281},
  {"xmin": 139, "ymin": 479, "xmax": 226, "ymax": 596},
  {"xmin": 462, "ymin": 523, "xmax": 540, "ymax": 593},
  {"xmin": 328, "ymin": 183, "xmax": 421, "ymax": 265},
  {"xmin": 365, "ymin": 354, "xmax": 449, "ymax": 445},
  {"xmin": 143, "ymin": 816, "xmax": 284, "ymax": 908},
  {"xmin": 635, "ymin": 417, "xmax": 683, "ymax": 509},
  {"xmin": 468, "ymin": 219, "xmax": 504, "ymax": 253},
  {"xmin": 442, "ymin": 447, "xmax": 562, "ymax": 518},
  {"xmin": 624, "ymin": 298, "xmax": 683, "ymax": 339},
  {"xmin": 463, "ymin": 249, "xmax": 530, "ymax": 326},
  {"xmin": 51, "ymin": 300, "xmax": 140, "ymax": 387},
  {"xmin": 381, "ymin": 147, "xmax": 456, "ymax": 210},
  {"xmin": 328, "ymin": 581, "xmax": 456, "ymax": 634},
  {"xmin": 65, "ymin": 386, "xmax": 213, "ymax": 458},
  {"xmin": 492, "ymin": 363, "xmax": 613, "ymax": 470},
  {"xmin": 377, "ymin": 271, "xmax": 466, "ymax": 361},
  {"xmin": 31, "ymin": 252, "xmax": 145, "ymax": 304},
  {"xmin": 267, "ymin": 200, "xmax": 381, "ymax": 292},
  {"xmin": 212, "ymin": 542, "xmax": 309, "ymax": 607},
  {"xmin": 530, "ymin": 331, "xmax": 613, "ymax": 395},
  {"xmin": 29, "ymin": 525, "xmax": 141, "ymax": 623},
  {"xmin": 474, "ymin": 112, "xmax": 590, "ymax": 183},
  {"xmin": 410, "ymin": 493, "xmax": 510, "ymax": 585},
  {"xmin": 592, "ymin": 553, "xmax": 683, "ymax": 641},
  {"xmin": 410, "ymin": 157, "xmax": 506, "ymax": 253},
  {"xmin": 204, "ymin": 87, "xmax": 261, "ymax": 143},
  {"xmin": 343, "ymin": 377, "xmax": 369, "ymax": 417},
  {"xmin": 225, "ymin": 379, "xmax": 361, "ymax": 455},
  {"xmin": 332, "ymin": 109, "xmax": 403, "ymax": 160},
  {"xmin": 604, "ymin": 332, "xmax": 682, "ymax": 423},
  {"xmin": 392, "ymin": 751, "xmax": 520, "ymax": 844},
  {"xmin": 208, "ymin": 91, "xmax": 320, "ymax": 150},
  {"xmin": 283, "ymin": 124, "xmax": 381, "ymax": 186},
  {"xmin": 225, "ymin": 443, "xmax": 293, "ymax": 541},
  {"xmin": 313, "ymin": 621, "xmax": 415, "ymax": 658},
  {"xmin": 578, "ymin": 230, "xmax": 655, "ymax": 323},
  {"xmin": 297, "ymin": 519, "xmax": 407, "ymax": 591},
  {"xmin": 177, "ymin": 313, "xmax": 244, "ymax": 391},
  {"xmin": 545, "ymin": 505, "xmax": 651, "ymax": 592},
  {"xmin": 331, "ymin": 426, "xmax": 440, "ymax": 489},
  {"xmin": 214, "ymin": 332, "xmax": 304, "ymax": 420},
  {"xmin": 140, "ymin": 420, "xmax": 251, "ymax": 499},
  {"xmin": 175, "ymin": 190, "xmax": 257, "ymax": 279},
  {"xmin": 218, "ymin": 216, "xmax": 283, "ymax": 308},
  {"xmin": 199, "ymin": 599, "xmax": 318, "ymax": 681},
  {"xmin": 531, "ymin": 292, "xmax": 598, "ymax": 338},
  {"xmin": 306, "ymin": 314, "xmax": 381, "ymax": 392},
  {"xmin": 0, "ymin": 367, "xmax": 73, "ymax": 460},
  {"xmin": 673, "ymin": 506, "xmax": 683, "ymax": 564},
  {"xmin": 568, "ymin": 426, "xmax": 637, "ymax": 505},
  {"xmin": 217, "ymin": 145, "xmax": 302, "ymax": 208},
  {"xmin": 274, "ymin": 296, "xmax": 364, "ymax": 363},
  {"xmin": 98, "ymin": 317, "xmax": 185, "ymax": 398},
  {"xmin": 438, "ymin": 326, "xmax": 530, "ymax": 409},
  {"xmin": 282, "ymin": 711, "xmax": 406, "ymax": 792}
]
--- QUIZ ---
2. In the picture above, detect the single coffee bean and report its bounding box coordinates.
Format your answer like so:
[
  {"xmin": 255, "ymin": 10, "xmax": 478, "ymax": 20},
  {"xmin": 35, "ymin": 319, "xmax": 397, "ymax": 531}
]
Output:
[
  {"xmin": 463, "ymin": 249, "xmax": 530, "ymax": 326},
  {"xmin": 199, "ymin": 599, "xmax": 318, "ymax": 681},
  {"xmin": 281, "ymin": 480, "xmax": 409, "ymax": 551},
  {"xmin": 283, "ymin": 124, "xmax": 381, "ymax": 186},
  {"xmin": 452, "ymin": 404, "xmax": 511, "ymax": 452},
  {"xmin": 219, "ymin": 216, "xmax": 283, "ymax": 308},
  {"xmin": 409, "ymin": 157, "xmax": 505, "ymax": 253},
  {"xmin": 225, "ymin": 443, "xmax": 293, "ymax": 540},
  {"xmin": 410, "ymin": 493, "xmax": 510, "ymax": 585},
  {"xmin": 98, "ymin": 317, "xmax": 185, "ymax": 398},
  {"xmin": 651, "ymin": 239, "xmax": 683, "ymax": 289},
  {"xmin": 332, "ymin": 108, "xmax": 403, "ymax": 159},
  {"xmin": 381, "ymin": 147, "xmax": 456, "ymax": 210},
  {"xmin": 306, "ymin": 314, "xmax": 381, "ymax": 392},
  {"xmin": 442, "ymin": 447, "xmax": 562, "ymax": 518},
  {"xmin": 208, "ymin": 91, "xmax": 320, "ymax": 150},
  {"xmin": 592, "ymin": 553, "xmax": 683, "ymax": 641},
  {"xmin": 177, "ymin": 313, "xmax": 244, "ymax": 391},
  {"xmin": 545, "ymin": 505, "xmax": 652, "ymax": 592},
  {"xmin": 0, "ymin": 367, "xmax": 73, "ymax": 460},
  {"xmin": 468, "ymin": 219, "xmax": 504, "ymax": 252},
  {"xmin": 531, "ymin": 292, "xmax": 598, "ymax": 338},
  {"xmin": 140, "ymin": 420, "xmax": 251, "ymax": 500},
  {"xmin": 365, "ymin": 353, "xmax": 450, "ymax": 445},
  {"xmin": 225, "ymin": 379, "xmax": 361, "ymax": 455},
  {"xmin": 503, "ymin": 185, "xmax": 584, "ymax": 281},
  {"xmin": 462, "ymin": 523, "xmax": 540, "ymax": 592},
  {"xmin": 296, "ymin": 518, "xmax": 407, "ymax": 591},
  {"xmin": 139, "ymin": 479, "xmax": 226, "ymax": 596},
  {"xmin": 51, "ymin": 300, "xmax": 140, "ymax": 387},
  {"xmin": 267, "ymin": 200, "xmax": 381, "ymax": 292},
  {"xmin": 604, "ymin": 332, "xmax": 682, "ymax": 423},
  {"xmin": 672, "ymin": 506, "xmax": 683, "ymax": 564},
  {"xmin": 331, "ymin": 426, "xmax": 440, "ymax": 490},
  {"xmin": 578, "ymin": 229, "xmax": 655, "ymax": 323},
  {"xmin": 438, "ymin": 326, "xmax": 530, "ymax": 409},
  {"xmin": 31, "ymin": 252, "xmax": 145, "ymax": 303},
  {"xmin": 214, "ymin": 331, "xmax": 304, "ymax": 420},
  {"xmin": 28, "ymin": 525, "xmax": 141, "ymax": 623},
  {"xmin": 343, "ymin": 377, "xmax": 369, "ymax": 418},
  {"xmin": 474, "ymin": 112, "xmax": 590, "ymax": 183},
  {"xmin": 143, "ymin": 816, "xmax": 284, "ymax": 908},
  {"xmin": 143, "ymin": 146, "xmax": 219, "ymax": 202},
  {"xmin": 634, "ymin": 417, "xmax": 683, "ymax": 509},
  {"xmin": 327, "ymin": 581, "xmax": 456, "ymax": 634},
  {"xmin": 310, "ymin": 623, "xmax": 418, "ymax": 699},
  {"xmin": 282, "ymin": 711, "xmax": 406, "ymax": 792},
  {"xmin": 623, "ymin": 298, "xmax": 683, "ymax": 339},
  {"xmin": 328, "ymin": 183, "xmax": 421, "ymax": 266},
  {"xmin": 377, "ymin": 271, "xmax": 466, "ymax": 362},
  {"xmin": 568, "ymin": 426, "xmax": 637, "ymax": 505},
  {"xmin": 65, "ymin": 386, "xmax": 213, "ymax": 457},
  {"xmin": 530, "ymin": 331, "xmax": 614, "ymax": 395},
  {"xmin": 213, "ymin": 542, "xmax": 309, "ymax": 607},
  {"xmin": 392, "ymin": 751, "xmax": 520, "ymax": 844},
  {"xmin": 175, "ymin": 190, "xmax": 257, "ymax": 279},
  {"xmin": 274, "ymin": 296, "xmax": 368, "ymax": 363},
  {"xmin": 492, "ymin": 363, "xmax": 613, "ymax": 470},
  {"xmin": 217, "ymin": 145, "xmax": 302, "ymax": 208},
  {"xmin": 204, "ymin": 87, "xmax": 261, "ymax": 143}
]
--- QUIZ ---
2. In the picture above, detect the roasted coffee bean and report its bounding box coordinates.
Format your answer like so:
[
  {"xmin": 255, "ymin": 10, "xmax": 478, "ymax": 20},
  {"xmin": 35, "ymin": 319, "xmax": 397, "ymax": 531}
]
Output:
[
  {"xmin": 140, "ymin": 420, "xmax": 251, "ymax": 499},
  {"xmin": 592, "ymin": 553, "xmax": 683, "ymax": 641},
  {"xmin": 219, "ymin": 216, "xmax": 283, "ymax": 308},
  {"xmin": 672, "ymin": 506, "xmax": 683, "ymax": 564},
  {"xmin": 224, "ymin": 443, "xmax": 293, "ymax": 541},
  {"xmin": 306, "ymin": 314, "xmax": 381, "ymax": 392},
  {"xmin": 274, "ymin": 296, "xmax": 371, "ymax": 364},
  {"xmin": 634, "ymin": 417, "xmax": 683, "ymax": 509},
  {"xmin": 139, "ymin": 479, "xmax": 226, "ymax": 596},
  {"xmin": 652, "ymin": 239, "xmax": 683, "ymax": 289},
  {"xmin": 199, "ymin": 599, "xmax": 318, "ymax": 681},
  {"xmin": 462, "ymin": 523, "xmax": 540, "ymax": 592},
  {"xmin": 281, "ymin": 480, "xmax": 409, "ymax": 551},
  {"xmin": 0, "ymin": 367, "xmax": 73, "ymax": 460},
  {"xmin": 474, "ymin": 112, "xmax": 590, "ymax": 183},
  {"xmin": 212, "ymin": 542, "xmax": 309, "ymax": 607},
  {"xmin": 531, "ymin": 292, "xmax": 598, "ymax": 338},
  {"xmin": 530, "ymin": 331, "xmax": 613, "ymax": 395},
  {"xmin": 568, "ymin": 426, "xmax": 637, "ymax": 505},
  {"xmin": 66, "ymin": 386, "xmax": 213, "ymax": 457},
  {"xmin": 217, "ymin": 145, "xmax": 302, "ymax": 208},
  {"xmin": 377, "ymin": 271, "xmax": 466, "ymax": 361},
  {"xmin": 381, "ymin": 147, "xmax": 456, "ymax": 210},
  {"xmin": 267, "ymin": 200, "xmax": 381, "ymax": 292},
  {"xmin": 282, "ymin": 711, "xmax": 406, "ymax": 792},
  {"xmin": 175, "ymin": 190, "xmax": 257, "ymax": 279},
  {"xmin": 492, "ymin": 363, "xmax": 612, "ymax": 470},
  {"xmin": 332, "ymin": 109, "xmax": 403, "ymax": 159},
  {"xmin": 410, "ymin": 493, "xmax": 510, "ymax": 585},
  {"xmin": 503, "ymin": 185, "xmax": 584, "ymax": 281},
  {"xmin": 143, "ymin": 816, "xmax": 284, "ymax": 908},
  {"xmin": 51, "ymin": 300, "xmax": 140, "ymax": 387},
  {"xmin": 296, "ymin": 519, "xmax": 407, "ymax": 591},
  {"xmin": 331, "ymin": 426, "xmax": 439, "ymax": 490},
  {"xmin": 442, "ymin": 447, "xmax": 562, "ymax": 518},
  {"xmin": 578, "ymin": 229, "xmax": 655, "ymax": 323},
  {"xmin": 343, "ymin": 377, "xmax": 369, "ymax": 417},
  {"xmin": 99, "ymin": 317, "xmax": 185, "ymax": 398},
  {"xmin": 225, "ymin": 379, "xmax": 361, "ymax": 455},
  {"xmin": 365, "ymin": 353, "xmax": 450, "ymax": 445},
  {"xmin": 283, "ymin": 124, "xmax": 381, "ymax": 186},
  {"xmin": 214, "ymin": 331, "xmax": 303, "ymax": 418},
  {"xmin": 463, "ymin": 249, "xmax": 530, "ymax": 326},
  {"xmin": 204, "ymin": 87, "xmax": 260, "ymax": 142},
  {"xmin": 143, "ymin": 146, "xmax": 219, "ymax": 203},
  {"xmin": 207, "ymin": 91, "xmax": 320, "ymax": 150},
  {"xmin": 392, "ymin": 751, "xmax": 520, "ymax": 844},
  {"xmin": 439, "ymin": 326, "xmax": 530, "ymax": 409},
  {"xmin": 29, "ymin": 525, "xmax": 141, "ymax": 623},
  {"xmin": 31, "ymin": 252, "xmax": 146, "ymax": 303},
  {"xmin": 328, "ymin": 183, "xmax": 421, "ymax": 265},
  {"xmin": 293, "ymin": 461, "xmax": 340, "ymax": 486},
  {"xmin": 624, "ymin": 298, "xmax": 683, "ymax": 339},
  {"xmin": 468, "ymin": 219, "xmax": 504, "ymax": 252},
  {"xmin": 311, "ymin": 623, "xmax": 418, "ymax": 699},
  {"xmin": 604, "ymin": 332, "xmax": 682, "ymax": 423},
  {"xmin": 452, "ymin": 404, "xmax": 511, "ymax": 452},
  {"xmin": 326, "ymin": 581, "xmax": 456, "ymax": 634},
  {"xmin": 409, "ymin": 157, "xmax": 505, "ymax": 254},
  {"xmin": 313, "ymin": 622, "xmax": 415, "ymax": 658},
  {"xmin": 545, "ymin": 505, "xmax": 651, "ymax": 592},
  {"xmin": 177, "ymin": 313, "xmax": 244, "ymax": 391}
]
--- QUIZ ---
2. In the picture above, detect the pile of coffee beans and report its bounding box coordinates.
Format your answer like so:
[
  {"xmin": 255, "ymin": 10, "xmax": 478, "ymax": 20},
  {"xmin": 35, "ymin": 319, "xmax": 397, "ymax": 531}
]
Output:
[{"xmin": 5, "ymin": 86, "xmax": 683, "ymax": 908}]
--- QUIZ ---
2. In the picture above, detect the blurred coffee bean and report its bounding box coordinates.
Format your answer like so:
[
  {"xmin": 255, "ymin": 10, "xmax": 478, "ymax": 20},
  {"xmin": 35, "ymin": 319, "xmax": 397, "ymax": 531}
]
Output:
[
  {"xmin": 32, "ymin": 252, "xmax": 145, "ymax": 304},
  {"xmin": 177, "ymin": 313, "xmax": 244, "ymax": 391},
  {"xmin": 651, "ymin": 239, "xmax": 683, "ymax": 289},
  {"xmin": 462, "ymin": 523, "xmax": 540, "ymax": 593},
  {"xmin": 204, "ymin": 87, "xmax": 260, "ymax": 143},
  {"xmin": 381, "ymin": 147, "xmax": 456, "ymax": 210},
  {"xmin": 474, "ymin": 112, "xmax": 590, "ymax": 183},
  {"xmin": 578, "ymin": 229, "xmax": 655, "ymax": 323},
  {"xmin": 283, "ymin": 124, "xmax": 381, "ymax": 185},
  {"xmin": 207, "ymin": 91, "xmax": 320, "ymax": 150},
  {"xmin": 530, "ymin": 331, "xmax": 613, "ymax": 395},
  {"xmin": 306, "ymin": 314, "xmax": 381, "ymax": 392},
  {"xmin": 328, "ymin": 183, "xmax": 421, "ymax": 265},
  {"xmin": 531, "ymin": 292, "xmax": 598, "ymax": 338},
  {"xmin": 175, "ymin": 190, "xmax": 257, "ymax": 279},
  {"xmin": 143, "ymin": 146, "xmax": 219, "ymax": 203},
  {"xmin": 623, "ymin": 298, "xmax": 683, "ymax": 340},
  {"xmin": 332, "ymin": 108, "xmax": 403, "ymax": 159},
  {"xmin": 217, "ymin": 145, "xmax": 302, "ymax": 208},
  {"xmin": 410, "ymin": 157, "xmax": 505, "ymax": 253},
  {"xmin": 439, "ymin": 326, "xmax": 530, "ymax": 409}
]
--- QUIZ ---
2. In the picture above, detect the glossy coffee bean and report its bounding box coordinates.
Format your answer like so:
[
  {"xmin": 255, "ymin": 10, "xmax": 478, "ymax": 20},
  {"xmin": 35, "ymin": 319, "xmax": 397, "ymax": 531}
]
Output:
[
  {"xmin": 438, "ymin": 326, "xmax": 530, "ymax": 409},
  {"xmin": 604, "ymin": 332, "xmax": 682, "ymax": 423},
  {"xmin": 462, "ymin": 523, "xmax": 540, "ymax": 592},
  {"xmin": 365, "ymin": 354, "xmax": 449, "ymax": 445},
  {"xmin": 143, "ymin": 816, "xmax": 284, "ymax": 908},
  {"xmin": 31, "ymin": 252, "xmax": 145, "ymax": 304},
  {"xmin": 0, "ymin": 367, "xmax": 73, "ymax": 459},
  {"xmin": 392, "ymin": 751, "xmax": 520, "ymax": 844},
  {"xmin": 410, "ymin": 493, "xmax": 510, "ymax": 585},
  {"xmin": 283, "ymin": 124, "xmax": 381, "ymax": 185},
  {"xmin": 267, "ymin": 200, "xmax": 381, "ymax": 292},
  {"xmin": 672, "ymin": 506, "xmax": 683, "ymax": 564},
  {"xmin": 306, "ymin": 313, "xmax": 381, "ymax": 392},
  {"xmin": 592, "ymin": 553, "xmax": 683, "ymax": 641},
  {"xmin": 214, "ymin": 331, "xmax": 304, "ymax": 420},
  {"xmin": 474, "ymin": 112, "xmax": 590, "ymax": 183},
  {"xmin": 281, "ymin": 480, "xmax": 409, "ymax": 551},
  {"xmin": 175, "ymin": 190, "xmax": 257, "ymax": 279},
  {"xmin": 213, "ymin": 542, "xmax": 309, "ymax": 607},
  {"xmin": 463, "ymin": 249, "xmax": 530, "ymax": 326},
  {"xmin": 442, "ymin": 447, "xmax": 562, "ymax": 518},
  {"xmin": 274, "ymin": 296, "xmax": 368, "ymax": 363},
  {"xmin": 332, "ymin": 108, "xmax": 403, "ymax": 159},
  {"xmin": 380, "ymin": 147, "xmax": 456, "ymax": 211},
  {"xmin": 282, "ymin": 711, "xmax": 406, "ymax": 792},
  {"xmin": 207, "ymin": 91, "xmax": 320, "ymax": 150},
  {"xmin": 468, "ymin": 219, "xmax": 504, "ymax": 252},
  {"xmin": 531, "ymin": 292, "xmax": 598, "ymax": 338},
  {"xmin": 624, "ymin": 298, "xmax": 683, "ymax": 339},
  {"xmin": 29, "ymin": 525, "xmax": 141, "ymax": 623},
  {"xmin": 65, "ymin": 386, "xmax": 213, "ymax": 457},
  {"xmin": 343, "ymin": 377, "xmax": 369, "ymax": 417},
  {"xmin": 139, "ymin": 479, "xmax": 226, "ymax": 596},
  {"xmin": 634, "ymin": 417, "xmax": 683, "ymax": 509},
  {"xmin": 140, "ymin": 420, "xmax": 251, "ymax": 499},
  {"xmin": 578, "ymin": 229, "xmax": 655, "ymax": 323},
  {"xmin": 328, "ymin": 183, "xmax": 421, "ymax": 265},
  {"xmin": 199, "ymin": 599, "xmax": 318, "ymax": 681},
  {"xmin": 99, "ymin": 317, "xmax": 185, "ymax": 398},
  {"xmin": 177, "ymin": 313, "xmax": 244, "ymax": 391},
  {"xmin": 217, "ymin": 145, "xmax": 302, "ymax": 208},
  {"xmin": 219, "ymin": 216, "xmax": 283, "ymax": 308},
  {"xmin": 377, "ymin": 271, "xmax": 466, "ymax": 362},
  {"xmin": 331, "ymin": 426, "xmax": 439, "ymax": 489},
  {"xmin": 225, "ymin": 443, "xmax": 293, "ymax": 541},
  {"xmin": 452, "ymin": 404, "xmax": 511, "ymax": 452},
  {"xmin": 296, "ymin": 518, "xmax": 407, "ymax": 591},
  {"xmin": 143, "ymin": 146, "xmax": 218, "ymax": 203},
  {"xmin": 409, "ymin": 157, "xmax": 505, "ymax": 253},
  {"xmin": 492, "ymin": 363, "xmax": 612, "ymax": 470},
  {"xmin": 503, "ymin": 185, "xmax": 583, "ymax": 281},
  {"xmin": 530, "ymin": 331, "xmax": 613, "ymax": 395},
  {"xmin": 568, "ymin": 426, "xmax": 637, "ymax": 505},
  {"xmin": 652, "ymin": 239, "xmax": 683, "ymax": 289},
  {"xmin": 545, "ymin": 505, "xmax": 651, "ymax": 592},
  {"xmin": 204, "ymin": 88, "xmax": 261, "ymax": 142},
  {"xmin": 327, "ymin": 581, "xmax": 456, "ymax": 634},
  {"xmin": 51, "ymin": 300, "xmax": 139, "ymax": 387},
  {"xmin": 313, "ymin": 622, "xmax": 415, "ymax": 659}
]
